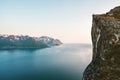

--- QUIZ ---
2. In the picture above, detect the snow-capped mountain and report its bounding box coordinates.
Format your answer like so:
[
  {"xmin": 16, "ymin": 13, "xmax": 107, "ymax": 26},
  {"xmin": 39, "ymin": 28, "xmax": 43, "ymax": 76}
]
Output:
[{"xmin": 0, "ymin": 35, "xmax": 62, "ymax": 49}]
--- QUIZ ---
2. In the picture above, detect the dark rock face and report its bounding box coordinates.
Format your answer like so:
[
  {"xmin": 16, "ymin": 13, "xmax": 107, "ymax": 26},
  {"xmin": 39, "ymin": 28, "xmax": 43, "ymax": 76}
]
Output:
[
  {"xmin": 83, "ymin": 6, "xmax": 120, "ymax": 80},
  {"xmin": 0, "ymin": 35, "xmax": 62, "ymax": 49}
]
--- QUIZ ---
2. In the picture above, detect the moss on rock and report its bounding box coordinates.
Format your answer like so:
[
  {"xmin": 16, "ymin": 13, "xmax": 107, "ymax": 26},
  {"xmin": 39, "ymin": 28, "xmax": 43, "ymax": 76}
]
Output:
[{"xmin": 83, "ymin": 6, "xmax": 120, "ymax": 80}]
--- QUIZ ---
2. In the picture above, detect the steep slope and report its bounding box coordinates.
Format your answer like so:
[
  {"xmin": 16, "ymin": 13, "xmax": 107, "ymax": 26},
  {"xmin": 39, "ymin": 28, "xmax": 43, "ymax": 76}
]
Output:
[{"xmin": 83, "ymin": 6, "xmax": 120, "ymax": 80}]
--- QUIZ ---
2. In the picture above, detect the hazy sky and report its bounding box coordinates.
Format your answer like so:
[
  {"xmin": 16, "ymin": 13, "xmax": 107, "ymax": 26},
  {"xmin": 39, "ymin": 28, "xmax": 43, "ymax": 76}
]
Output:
[{"xmin": 0, "ymin": 0, "xmax": 120, "ymax": 43}]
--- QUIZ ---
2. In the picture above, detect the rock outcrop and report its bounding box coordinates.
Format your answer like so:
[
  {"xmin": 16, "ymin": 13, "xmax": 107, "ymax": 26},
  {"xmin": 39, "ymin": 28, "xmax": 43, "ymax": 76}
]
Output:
[
  {"xmin": 0, "ymin": 35, "xmax": 62, "ymax": 49},
  {"xmin": 83, "ymin": 6, "xmax": 120, "ymax": 80}
]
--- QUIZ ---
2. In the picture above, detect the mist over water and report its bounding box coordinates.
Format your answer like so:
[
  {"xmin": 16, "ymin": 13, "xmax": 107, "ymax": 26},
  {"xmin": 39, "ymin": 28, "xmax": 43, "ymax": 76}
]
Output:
[{"xmin": 0, "ymin": 44, "xmax": 92, "ymax": 80}]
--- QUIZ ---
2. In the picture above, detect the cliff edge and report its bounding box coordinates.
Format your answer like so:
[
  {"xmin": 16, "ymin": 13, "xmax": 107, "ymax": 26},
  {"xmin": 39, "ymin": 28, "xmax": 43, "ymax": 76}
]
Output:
[{"xmin": 83, "ymin": 6, "xmax": 120, "ymax": 80}]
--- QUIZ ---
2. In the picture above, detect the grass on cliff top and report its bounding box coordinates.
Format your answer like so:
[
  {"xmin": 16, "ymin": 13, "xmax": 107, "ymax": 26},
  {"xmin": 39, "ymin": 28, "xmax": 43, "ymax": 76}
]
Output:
[{"xmin": 100, "ymin": 12, "xmax": 120, "ymax": 20}]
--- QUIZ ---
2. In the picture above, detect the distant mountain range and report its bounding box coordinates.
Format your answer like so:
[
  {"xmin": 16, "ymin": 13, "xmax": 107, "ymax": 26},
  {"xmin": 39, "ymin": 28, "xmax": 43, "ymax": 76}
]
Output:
[{"xmin": 0, "ymin": 34, "xmax": 62, "ymax": 49}]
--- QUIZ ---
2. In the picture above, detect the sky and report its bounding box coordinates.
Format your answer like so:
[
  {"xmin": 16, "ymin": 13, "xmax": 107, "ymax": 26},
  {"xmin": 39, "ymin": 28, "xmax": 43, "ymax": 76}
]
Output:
[{"xmin": 0, "ymin": 0, "xmax": 120, "ymax": 43}]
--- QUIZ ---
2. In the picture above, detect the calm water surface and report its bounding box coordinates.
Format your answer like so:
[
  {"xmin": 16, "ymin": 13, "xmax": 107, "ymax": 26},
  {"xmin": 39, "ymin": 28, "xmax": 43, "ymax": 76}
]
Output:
[{"xmin": 0, "ymin": 44, "xmax": 92, "ymax": 80}]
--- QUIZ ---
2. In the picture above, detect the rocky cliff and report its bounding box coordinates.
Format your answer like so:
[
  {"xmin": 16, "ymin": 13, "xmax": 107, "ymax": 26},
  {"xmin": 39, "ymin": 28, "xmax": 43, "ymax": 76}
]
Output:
[{"xmin": 83, "ymin": 6, "xmax": 120, "ymax": 80}]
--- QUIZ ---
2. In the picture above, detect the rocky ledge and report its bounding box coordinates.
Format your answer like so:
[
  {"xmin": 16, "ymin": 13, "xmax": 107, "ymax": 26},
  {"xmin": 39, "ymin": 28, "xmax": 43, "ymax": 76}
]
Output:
[
  {"xmin": 0, "ymin": 35, "xmax": 62, "ymax": 49},
  {"xmin": 83, "ymin": 6, "xmax": 120, "ymax": 80}
]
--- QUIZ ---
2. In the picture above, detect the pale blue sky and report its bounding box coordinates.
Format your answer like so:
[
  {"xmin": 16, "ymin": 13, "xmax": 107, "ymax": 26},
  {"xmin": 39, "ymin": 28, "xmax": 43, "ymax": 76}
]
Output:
[{"xmin": 0, "ymin": 0, "xmax": 120, "ymax": 43}]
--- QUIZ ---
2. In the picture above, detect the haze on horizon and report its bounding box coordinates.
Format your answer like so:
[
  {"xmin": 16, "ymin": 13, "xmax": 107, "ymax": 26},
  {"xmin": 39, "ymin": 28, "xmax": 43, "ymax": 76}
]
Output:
[{"xmin": 0, "ymin": 0, "xmax": 120, "ymax": 43}]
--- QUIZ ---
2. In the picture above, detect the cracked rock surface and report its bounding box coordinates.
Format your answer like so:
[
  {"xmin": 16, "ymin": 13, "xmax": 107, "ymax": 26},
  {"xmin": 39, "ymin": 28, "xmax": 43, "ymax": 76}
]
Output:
[{"xmin": 83, "ymin": 6, "xmax": 120, "ymax": 80}]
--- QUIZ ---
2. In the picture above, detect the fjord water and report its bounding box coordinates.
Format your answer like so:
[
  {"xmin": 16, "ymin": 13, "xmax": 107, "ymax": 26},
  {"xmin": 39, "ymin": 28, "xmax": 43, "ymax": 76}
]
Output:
[{"xmin": 0, "ymin": 44, "xmax": 92, "ymax": 80}]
